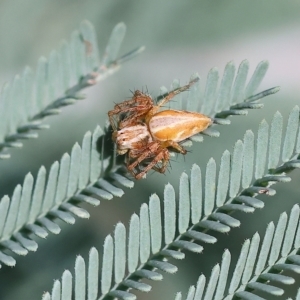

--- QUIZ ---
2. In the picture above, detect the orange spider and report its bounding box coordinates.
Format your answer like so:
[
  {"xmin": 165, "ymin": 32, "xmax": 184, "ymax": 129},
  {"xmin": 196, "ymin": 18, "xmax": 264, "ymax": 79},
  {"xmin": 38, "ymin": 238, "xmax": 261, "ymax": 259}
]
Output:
[{"xmin": 108, "ymin": 78, "xmax": 212, "ymax": 179}]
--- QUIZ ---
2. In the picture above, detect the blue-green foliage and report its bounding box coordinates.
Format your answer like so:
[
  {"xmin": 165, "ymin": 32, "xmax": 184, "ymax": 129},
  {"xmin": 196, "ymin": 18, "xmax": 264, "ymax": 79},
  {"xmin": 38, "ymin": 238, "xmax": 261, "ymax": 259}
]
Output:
[
  {"xmin": 1, "ymin": 20, "xmax": 299, "ymax": 300},
  {"xmin": 0, "ymin": 21, "xmax": 143, "ymax": 159},
  {"xmin": 176, "ymin": 204, "xmax": 300, "ymax": 300},
  {"xmin": 43, "ymin": 107, "xmax": 300, "ymax": 300}
]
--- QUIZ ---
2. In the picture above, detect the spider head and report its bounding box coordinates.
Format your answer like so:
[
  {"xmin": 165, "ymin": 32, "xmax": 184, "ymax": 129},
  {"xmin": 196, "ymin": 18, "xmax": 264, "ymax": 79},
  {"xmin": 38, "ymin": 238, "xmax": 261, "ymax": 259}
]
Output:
[{"xmin": 113, "ymin": 124, "xmax": 153, "ymax": 155}]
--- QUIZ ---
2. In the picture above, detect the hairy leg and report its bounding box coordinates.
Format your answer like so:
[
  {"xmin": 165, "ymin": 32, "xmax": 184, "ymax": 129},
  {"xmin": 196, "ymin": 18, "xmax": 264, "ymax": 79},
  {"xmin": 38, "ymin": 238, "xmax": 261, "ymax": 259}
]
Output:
[
  {"xmin": 135, "ymin": 149, "xmax": 169, "ymax": 180},
  {"xmin": 118, "ymin": 107, "xmax": 150, "ymax": 129},
  {"xmin": 157, "ymin": 77, "xmax": 199, "ymax": 108},
  {"xmin": 160, "ymin": 140, "xmax": 187, "ymax": 154},
  {"xmin": 151, "ymin": 148, "xmax": 170, "ymax": 174},
  {"xmin": 108, "ymin": 93, "xmax": 153, "ymax": 130},
  {"xmin": 127, "ymin": 142, "xmax": 160, "ymax": 171}
]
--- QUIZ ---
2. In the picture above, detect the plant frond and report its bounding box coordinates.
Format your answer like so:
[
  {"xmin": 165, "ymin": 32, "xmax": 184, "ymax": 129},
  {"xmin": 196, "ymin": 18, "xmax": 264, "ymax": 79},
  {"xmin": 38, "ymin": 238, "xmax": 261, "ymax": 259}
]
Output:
[
  {"xmin": 43, "ymin": 107, "xmax": 300, "ymax": 299},
  {"xmin": 0, "ymin": 125, "xmax": 134, "ymax": 267},
  {"xmin": 296, "ymin": 288, "xmax": 300, "ymax": 300},
  {"xmin": 176, "ymin": 204, "xmax": 300, "ymax": 300},
  {"xmin": 0, "ymin": 21, "xmax": 144, "ymax": 159}
]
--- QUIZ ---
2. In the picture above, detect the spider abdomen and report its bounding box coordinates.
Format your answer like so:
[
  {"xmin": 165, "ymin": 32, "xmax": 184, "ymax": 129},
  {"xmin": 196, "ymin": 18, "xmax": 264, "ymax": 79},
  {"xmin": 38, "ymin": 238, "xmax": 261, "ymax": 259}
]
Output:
[{"xmin": 148, "ymin": 109, "xmax": 212, "ymax": 142}]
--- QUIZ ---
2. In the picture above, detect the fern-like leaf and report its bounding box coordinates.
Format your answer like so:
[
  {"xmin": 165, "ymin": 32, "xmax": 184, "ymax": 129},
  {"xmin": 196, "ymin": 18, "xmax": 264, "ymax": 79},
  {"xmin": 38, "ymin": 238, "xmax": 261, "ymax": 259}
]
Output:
[
  {"xmin": 175, "ymin": 204, "xmax": 300, "ymax": 300},
  {"xmin": 0, "ymin": 125, "xmax": 134, "ymax": 267},
  {"xmin": 43, "ymin": 107, "xmax": 300, "ymax": 299},
  {"xmin": 0, "ymin": 21, "xmax": 144, "ymax": 158}
]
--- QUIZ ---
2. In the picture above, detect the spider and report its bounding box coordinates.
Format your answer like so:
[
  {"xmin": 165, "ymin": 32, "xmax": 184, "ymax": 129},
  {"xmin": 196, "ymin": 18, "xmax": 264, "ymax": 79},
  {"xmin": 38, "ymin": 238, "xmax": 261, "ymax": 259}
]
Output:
[{"xmin": 108, "ymin": 78, "xmax": 212, "ymax": 179}]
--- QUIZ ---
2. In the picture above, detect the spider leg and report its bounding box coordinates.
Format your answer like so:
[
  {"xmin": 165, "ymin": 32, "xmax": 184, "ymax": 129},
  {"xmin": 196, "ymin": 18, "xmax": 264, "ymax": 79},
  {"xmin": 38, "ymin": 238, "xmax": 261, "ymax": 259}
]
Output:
[
  {"xmin": 119, "ymin": 107, "xmax": 150, "ymax": 129},
  {"xmin": 113, "ymin": 91, "xmax": 152, "ymax": 112},
  {"xmin": 127, "ymin": 142, "xmax": 160, "ymax": 171},
  {"xmin": 112, "ymin": 96, "xmax": 139, "ymax": 110},
  {"xmin": 151, "ymin": 148, "xmax": 170, "ymax": 173},
  {"xmin": 108, "ymin": 102, "xmax": 139, "ymax": 131},
  {"xmin": 135, "ymin": 148, "xmax": 170, "ymax": 180},
  {"xmin": 119, "ymin": 93, "xmax": 154, "ymax": 128},
  {"xmin": 108, "ymin": 91, "xmax": 154, "ymax": 130},
  {"xmin": 161, "ymin": 140, "xmax": 187, "ymax": 154},
  {"xmin": 157, "ymin": 77, "xmax": 199, "ymax": 108}
]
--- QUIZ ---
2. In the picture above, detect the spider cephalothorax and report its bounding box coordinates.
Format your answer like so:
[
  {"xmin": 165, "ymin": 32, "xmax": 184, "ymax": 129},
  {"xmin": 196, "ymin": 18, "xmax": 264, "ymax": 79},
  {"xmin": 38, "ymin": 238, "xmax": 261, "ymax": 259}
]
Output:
[{"xmin": 108, "ymin": 78, "xmax": 212, "ymax": 179}]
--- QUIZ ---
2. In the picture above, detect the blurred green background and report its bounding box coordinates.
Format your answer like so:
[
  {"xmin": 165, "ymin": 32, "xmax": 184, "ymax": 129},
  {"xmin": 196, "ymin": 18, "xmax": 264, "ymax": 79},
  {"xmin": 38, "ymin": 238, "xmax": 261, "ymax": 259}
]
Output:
[{"xmin": 0, "ymin": 1, "xmax": 300, "ymax": 299}]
